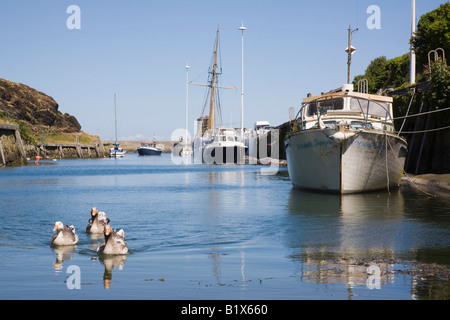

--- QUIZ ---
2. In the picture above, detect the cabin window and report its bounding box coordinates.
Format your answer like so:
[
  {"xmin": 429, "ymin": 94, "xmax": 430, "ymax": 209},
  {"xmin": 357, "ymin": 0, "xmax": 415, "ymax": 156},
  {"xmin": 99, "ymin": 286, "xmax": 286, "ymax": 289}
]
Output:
[
  {"xmin": 306, "ymin": 98, "xmax": 343, "ymax": 117},
  {"xmin": 351, "ymin": 98, "xmax": 391, "ymax": 118},
  {"xmin": 318, "ymin": 99, "xmax": 344, "ymax": 113},
  {"xmin": 306, "ymin": 103, "xmax": 317, "ymax": 116}
]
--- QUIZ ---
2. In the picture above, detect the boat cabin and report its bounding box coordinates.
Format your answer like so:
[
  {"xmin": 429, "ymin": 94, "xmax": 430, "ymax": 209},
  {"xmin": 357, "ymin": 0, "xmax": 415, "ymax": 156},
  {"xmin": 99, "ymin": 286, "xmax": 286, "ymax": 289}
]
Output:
[
  {"xmin": 216, "ymin": 129, "xmax": 240, "ymax": 143},
  {"xmin": 297, "ymin": 84, "xmax": 395, "ymax": 132},
  {"xmin": 140, "ymin": 141, "xmax": 157, "ymax": 148}
]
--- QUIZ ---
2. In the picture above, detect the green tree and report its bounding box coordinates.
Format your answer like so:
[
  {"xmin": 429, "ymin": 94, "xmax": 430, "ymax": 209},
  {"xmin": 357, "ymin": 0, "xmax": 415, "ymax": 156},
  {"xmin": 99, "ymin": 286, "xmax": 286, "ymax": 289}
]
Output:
[
  {"xmin": 411, "ymin": 3, "xmax": 450, "ymax": 73},
  {"xmin": 426, "ymin": 60, "xmax": 450, "ymax": 111},
  {"xmin": 353, "ymin": 55, "xmax": 411, "ymax": 93},
  {"xmin": 354, "ymin": 56, "xmax": 389, "ymax": 93},
  {"xmin": 386, "ymin": 53, "xmax": 410, "ymax": 89}
]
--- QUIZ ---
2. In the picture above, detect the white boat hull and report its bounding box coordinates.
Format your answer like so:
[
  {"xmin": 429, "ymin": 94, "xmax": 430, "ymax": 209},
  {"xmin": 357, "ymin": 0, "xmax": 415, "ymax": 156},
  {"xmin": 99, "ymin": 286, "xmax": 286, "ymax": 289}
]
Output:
[
  {"xmin": 203, "ymin": 145, "xmax": 246, "ymax": 165},
  {"xmin": 110, "ymin": 149, "xmax": 126, "ymax": 158},
  {"xmin": 285, "ymin": 129, "xmax": 407, "ymax": 194}
]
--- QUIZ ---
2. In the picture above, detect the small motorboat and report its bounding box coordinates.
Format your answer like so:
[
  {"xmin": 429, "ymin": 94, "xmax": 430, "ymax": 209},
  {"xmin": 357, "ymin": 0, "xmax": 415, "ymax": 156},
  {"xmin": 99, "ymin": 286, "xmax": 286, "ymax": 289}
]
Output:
[{"xmin": 137, "ymin": 142, "xmax": 162, "ymax": 156}]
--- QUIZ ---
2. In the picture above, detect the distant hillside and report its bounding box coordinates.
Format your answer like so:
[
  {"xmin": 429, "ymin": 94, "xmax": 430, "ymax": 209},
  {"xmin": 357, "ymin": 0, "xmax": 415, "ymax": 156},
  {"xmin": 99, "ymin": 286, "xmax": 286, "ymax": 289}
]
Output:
[{"xmin": 0, "ymin": 78, "xmax": 81, "ymax": 134}]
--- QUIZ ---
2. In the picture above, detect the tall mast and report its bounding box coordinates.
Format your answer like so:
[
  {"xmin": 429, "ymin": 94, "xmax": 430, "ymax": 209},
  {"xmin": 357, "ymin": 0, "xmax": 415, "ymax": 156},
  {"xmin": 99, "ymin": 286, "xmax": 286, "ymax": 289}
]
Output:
[
  {"xmin": 208, "ymin": 27, "xmax": 219, "ymax": 130},
  {"xmin": 347, "ymin": 26, "xmax": 352, "ymax": 84},
  {"xmin": 185, "ymin": 64, "xmax": 190, "ymax": 142},
  {"xmin": 238, "ymin": 22, "xmax": 247, "ymax": 140},
  {"xmin": 114, "ymin": 94, "xmax": 118, "ymax": 145},
  {"xmin": 410, "ymin": 0, "xmax": 416, "ymax": 84},
  {"xmin": 346, "ymin": 25, "xmax": 358, "ymax": 84}
]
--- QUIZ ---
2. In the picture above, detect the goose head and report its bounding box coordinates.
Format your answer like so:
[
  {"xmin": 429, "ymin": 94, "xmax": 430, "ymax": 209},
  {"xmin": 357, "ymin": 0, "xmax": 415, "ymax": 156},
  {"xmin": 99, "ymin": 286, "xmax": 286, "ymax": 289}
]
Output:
[
  {"xmin": 104, "ymin": 224, "xmax": 112, "ymax": 236},
  {"xmin": 91, "ymin": 207, "xmax": 98, "ymax": 217},
  {"xmin": 53, "ymin": 221, "xmax": 64, "ymax": 232}
]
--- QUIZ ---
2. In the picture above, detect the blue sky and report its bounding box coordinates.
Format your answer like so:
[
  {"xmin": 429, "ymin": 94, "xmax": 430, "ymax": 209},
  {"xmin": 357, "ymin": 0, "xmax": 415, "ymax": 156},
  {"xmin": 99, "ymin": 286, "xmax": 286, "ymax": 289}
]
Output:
[{"xmin": 0, "ymin": 0, "xmax": 446, "ymax": 141}]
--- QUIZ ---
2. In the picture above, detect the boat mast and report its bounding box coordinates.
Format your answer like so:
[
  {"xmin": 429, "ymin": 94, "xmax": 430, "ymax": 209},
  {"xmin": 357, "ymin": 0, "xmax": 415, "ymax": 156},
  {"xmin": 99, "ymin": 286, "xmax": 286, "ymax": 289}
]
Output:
[
  {"xmin": 114, "ymin": 94, "xmax": 118, "ymax": 146},
  {"xmin": 346, "ymin": 25, "xmax": 358, "ymax": 84},
  {"xmin": 410, "ymin": 0, "xmax": 416, "ymax": 84},
  {"xmin": 208, "ymin": 27, "xmax": 220, "ymax": 130},
  {"xmin": 238, "ymin": 22, "xmax": 247, "ymax": 140}
]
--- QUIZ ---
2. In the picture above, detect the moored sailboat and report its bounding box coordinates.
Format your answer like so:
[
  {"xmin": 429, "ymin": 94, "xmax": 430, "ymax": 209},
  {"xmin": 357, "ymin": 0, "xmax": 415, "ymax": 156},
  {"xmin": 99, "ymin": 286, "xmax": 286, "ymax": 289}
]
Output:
[
  {"xmin": 110, "ymin": 94, "xmax": 126, "ymax": 158},
  {"xmin": 192, "ymin": 27, "xmax": 246, "ymax": 164}
]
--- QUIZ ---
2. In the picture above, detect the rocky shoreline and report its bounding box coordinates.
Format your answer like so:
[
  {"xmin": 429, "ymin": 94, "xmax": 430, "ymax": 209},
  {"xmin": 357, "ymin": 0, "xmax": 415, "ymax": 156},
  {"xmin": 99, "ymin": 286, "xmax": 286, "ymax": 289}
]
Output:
[{"xmin": 402, "ymin": 174, "xmax": 450, "ymax": 194}]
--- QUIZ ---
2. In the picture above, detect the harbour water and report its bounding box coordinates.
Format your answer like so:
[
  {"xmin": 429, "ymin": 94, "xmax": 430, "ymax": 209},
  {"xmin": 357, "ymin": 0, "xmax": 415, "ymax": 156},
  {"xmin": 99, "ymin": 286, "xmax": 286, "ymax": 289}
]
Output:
[{"xmin": 1, "ymin": 154, "xmax": 450, "ymax": 300}]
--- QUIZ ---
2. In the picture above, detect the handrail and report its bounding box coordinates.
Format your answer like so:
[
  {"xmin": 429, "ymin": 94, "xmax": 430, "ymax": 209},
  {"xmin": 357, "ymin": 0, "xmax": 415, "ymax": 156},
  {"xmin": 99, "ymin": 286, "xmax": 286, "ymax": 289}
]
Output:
[{"xmin": 290, "ymin": 95, "xmax": 396, "ymax": 133}]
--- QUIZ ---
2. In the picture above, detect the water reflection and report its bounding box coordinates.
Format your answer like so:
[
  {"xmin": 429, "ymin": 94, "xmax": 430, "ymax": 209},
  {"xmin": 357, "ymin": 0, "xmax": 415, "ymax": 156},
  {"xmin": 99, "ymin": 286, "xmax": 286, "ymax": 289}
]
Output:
[
  {"xmin": 98, "ymin": 254, "xmax": 127, "ymax": 289},
  {"xmin": 286, "ymin": 189, "xmax": 405, "ymax": 290},
  {"xmin": 85, "ymin": 231, "xmax": 128, "ymax": 289},
  {"xmin": 51, "ymin": 245, "xmax": 76, "ymax": 271},
  {"xmin": 87, "ymin": 233, "xmax": 104, "ymax": 251}
]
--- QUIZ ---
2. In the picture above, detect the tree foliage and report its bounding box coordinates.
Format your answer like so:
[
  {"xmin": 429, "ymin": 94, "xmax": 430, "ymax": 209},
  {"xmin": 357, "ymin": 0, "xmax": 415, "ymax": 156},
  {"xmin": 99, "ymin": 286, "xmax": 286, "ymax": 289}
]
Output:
[
  {"xmin": 426, "ymin": 60, "xmax": 450, "ymax": 109},
  {"xmin": 353, "ymin": 54, "xmax": 410, "ymax": 94},
  {"xmin": 354, "ymin": 3, "xmax": 450, "ymax": 94},
  {"xmin": 411, "ymin": 3, "xmax": 450, "ymax": 73}
]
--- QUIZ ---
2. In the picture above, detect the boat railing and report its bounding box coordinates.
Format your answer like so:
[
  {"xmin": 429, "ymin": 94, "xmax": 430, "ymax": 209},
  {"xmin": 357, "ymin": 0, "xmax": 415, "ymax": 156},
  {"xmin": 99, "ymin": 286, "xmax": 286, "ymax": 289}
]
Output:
[{"xmin": 293, "ymin": 96, "xmax": 395, "ymax": 132}]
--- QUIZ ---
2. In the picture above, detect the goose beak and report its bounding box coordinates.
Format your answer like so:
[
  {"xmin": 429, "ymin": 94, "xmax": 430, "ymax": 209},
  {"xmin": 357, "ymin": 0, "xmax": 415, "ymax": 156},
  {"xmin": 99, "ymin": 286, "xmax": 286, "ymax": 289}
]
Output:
[
  {"xmin": 105, "ymin": 226, "xmax": 110, "ymax": 235},
  {"xmin": 53, "ymin": 224, "xmax": 58, "ymax": 231}
]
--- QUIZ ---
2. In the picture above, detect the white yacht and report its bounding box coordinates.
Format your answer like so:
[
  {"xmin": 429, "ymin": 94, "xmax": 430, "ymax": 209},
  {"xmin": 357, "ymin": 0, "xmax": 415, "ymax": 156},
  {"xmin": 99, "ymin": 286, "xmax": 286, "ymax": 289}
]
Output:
[{"xmin": 203, "ymin": 128, "xmax": 246, "ymax": 164}]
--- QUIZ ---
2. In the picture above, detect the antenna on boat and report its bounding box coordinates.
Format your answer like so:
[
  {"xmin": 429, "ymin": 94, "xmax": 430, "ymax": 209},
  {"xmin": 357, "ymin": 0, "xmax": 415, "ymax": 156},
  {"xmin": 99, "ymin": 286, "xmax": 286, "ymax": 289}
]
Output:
[{"xmin": 345, "ymin": 25, "xmax": 358, "ymax": 84}]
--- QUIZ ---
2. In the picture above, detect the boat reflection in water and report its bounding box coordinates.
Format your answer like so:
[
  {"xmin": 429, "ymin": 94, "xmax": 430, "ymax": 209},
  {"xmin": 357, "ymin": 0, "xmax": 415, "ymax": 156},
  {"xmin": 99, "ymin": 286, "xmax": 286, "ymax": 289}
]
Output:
[{"xmin": 286, "ymin": 189, "xmax": 405, "ymax": 290}]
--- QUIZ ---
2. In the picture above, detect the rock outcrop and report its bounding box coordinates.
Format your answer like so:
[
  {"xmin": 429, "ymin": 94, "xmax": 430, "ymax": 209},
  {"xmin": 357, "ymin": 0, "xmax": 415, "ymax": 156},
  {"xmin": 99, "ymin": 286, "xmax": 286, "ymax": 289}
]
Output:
[{"xmin": 0, "ymin": 78, "xmax": 81, "ymax": 133}]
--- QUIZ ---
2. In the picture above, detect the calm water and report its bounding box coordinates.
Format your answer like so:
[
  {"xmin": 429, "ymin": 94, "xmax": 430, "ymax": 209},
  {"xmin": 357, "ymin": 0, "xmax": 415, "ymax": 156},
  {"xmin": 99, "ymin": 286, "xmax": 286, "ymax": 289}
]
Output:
[{"xmin": 1, "ymin": 153, "xmax": 450, "ymax": 300}]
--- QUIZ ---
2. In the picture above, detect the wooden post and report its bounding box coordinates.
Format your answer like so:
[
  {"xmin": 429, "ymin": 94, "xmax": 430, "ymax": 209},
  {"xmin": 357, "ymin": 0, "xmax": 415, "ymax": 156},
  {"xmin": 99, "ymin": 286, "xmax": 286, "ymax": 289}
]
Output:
[
  {"xmin": 14, "ymin": 129, "xmax": 28, "ymax": 164},
  {"xmin": 0, "ymin": 139, "xmax": 6, "ymax": 166}
]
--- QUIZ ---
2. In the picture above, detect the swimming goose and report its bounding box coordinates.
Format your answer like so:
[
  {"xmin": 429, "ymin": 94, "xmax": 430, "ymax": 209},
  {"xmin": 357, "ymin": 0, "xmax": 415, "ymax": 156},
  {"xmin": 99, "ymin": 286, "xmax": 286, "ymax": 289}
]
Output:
[
  {"xmin": 51, "ymin": 221, "xmax": 79, "ymax": 246},
  {"xmin": 86, "ymin": 208, "xmax": 110, "ymax": 233},
  {"xmin": 97, "ymin": 225, "xmax": 128, "ymax": 255}
]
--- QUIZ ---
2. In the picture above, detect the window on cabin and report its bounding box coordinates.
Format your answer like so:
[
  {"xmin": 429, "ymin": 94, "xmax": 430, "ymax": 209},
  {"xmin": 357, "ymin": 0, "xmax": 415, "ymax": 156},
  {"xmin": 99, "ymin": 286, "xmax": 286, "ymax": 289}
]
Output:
[
  {"xmin": 306, "ymin": 98, "xmax": 344, "ymax": 117},
  {"xmin": 350, "ymin": 98, "xmax": 391, "ymax": 118},
  {"xmin": 318, "ymin": 99, "xmax": 344, "ymax": 113}
]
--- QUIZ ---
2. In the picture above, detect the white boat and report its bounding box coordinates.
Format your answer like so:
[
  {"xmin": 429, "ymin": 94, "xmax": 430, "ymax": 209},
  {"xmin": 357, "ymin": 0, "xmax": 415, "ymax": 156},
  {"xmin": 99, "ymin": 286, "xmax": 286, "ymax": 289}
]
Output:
[
  {"xmin": 110, "ymin": 143, "xmax": 126, "ymax": 158},
  {"xmin": 253, "ymin": 121, "xmax": 272, "ymax": 137},
  {"xmin": 192, "ymin": 27, "xmax": 246, "ymax": 164},
  {"xmin": 180, "ymin": 144, "xmax": 193, "ymax": 157},
  {"xmin": 284, "ymin": 83, "xmax": 407, "ymax": 194},
  {"xmin": 203, "ymin": 128, "xmax": 246, "ymax": 164}
]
